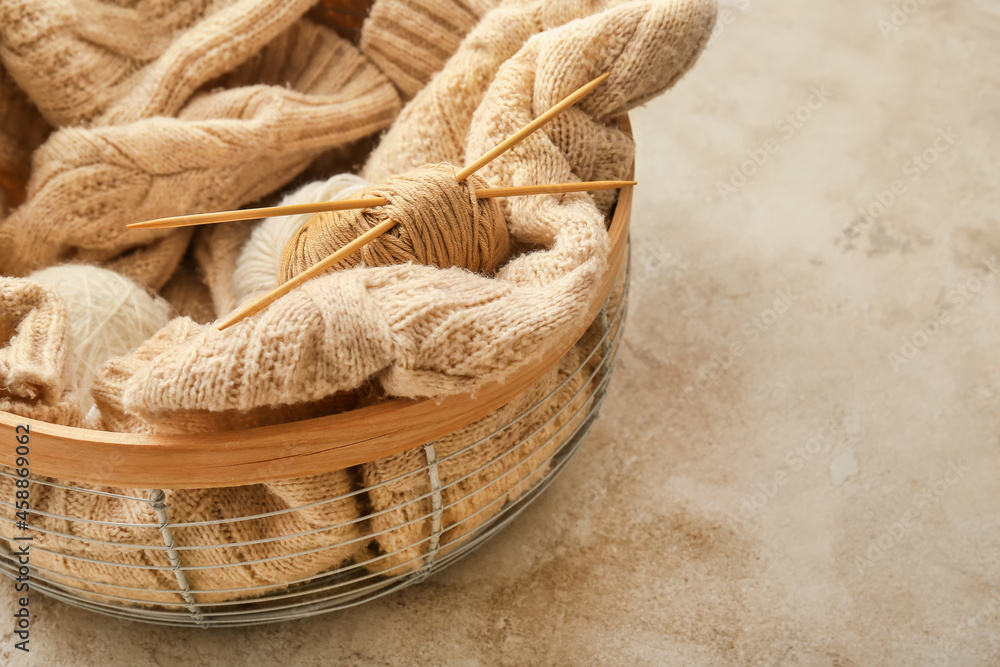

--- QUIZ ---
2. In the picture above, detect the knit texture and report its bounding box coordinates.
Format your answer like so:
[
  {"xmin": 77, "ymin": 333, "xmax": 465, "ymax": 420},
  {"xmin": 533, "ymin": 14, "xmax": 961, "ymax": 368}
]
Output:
[
  {"xmin": 160, "ymin": 255, "xmax": 217, "ymax": 324},
  {"xmin": 0, "ymin": 248, "xmax": 624, "ymax": 604},
  {"xmin": 361, "ymin": 0, "xmax": 716, "ymax": 183},
  {"xmin": 0, "ymin": 0, "xmax": 314, "ymax": 126},
  {"xmin": 88, "ymin": 317, "xmax": 364, "ymax": 434},
  {"xmin": 462, "ymin": 0, "xmax": 717, "ymax": 214},
  {"xmin": 0, "ymin": 0, "xmax": 707, "ymax": 607},
  {"xmin": 359, "ymin": 0, "xmax": 500, "ymax": 99},
  {"xmin": 0, "ymin": 317, "xmax": 613, "ymax": 605},
  {"xmin": 105, "ymin": 0, "xmax": 713, "ymax": 418},
  {"xmin": 362, "ymin": 254, "xmax": 628, "ymax": 574},
  {"xmin": 0, "ymin": 475, "xmax": 368, "ymax": 606},
  {"xmin": 362, "ymin": 340, "xmax": 598, "ymax": 574},
  {"xmin": 0, "ymin": 15, "xmax": 401, "ymax": 289},
  {"xmin": 0, "ymin": 278, "xmax": 85, "ymax": 426},
  {"xmin": 278, "ymin": 164, "xmax": 509, "ymax": 282},
  {"xmin": 28, "ymin": 265, "xmax": 172, "ymax": 413},
  {"xmin": 0, "ymin": 277, "xmax": 365, "ymax": 605}
]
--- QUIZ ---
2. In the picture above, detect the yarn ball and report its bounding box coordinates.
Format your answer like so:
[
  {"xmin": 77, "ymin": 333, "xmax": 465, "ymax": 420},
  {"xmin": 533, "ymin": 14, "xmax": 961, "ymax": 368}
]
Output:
[
  {"xmin": 277, "ymin": 163, "xmax": 510, "ymax": 283},
  {"xmin": 28, "ymin": 265, "xmax": 172, "ymax": 412},
  {"xmin": 233, "ymin": 173, "xmax": 369, "ymax": 304}
]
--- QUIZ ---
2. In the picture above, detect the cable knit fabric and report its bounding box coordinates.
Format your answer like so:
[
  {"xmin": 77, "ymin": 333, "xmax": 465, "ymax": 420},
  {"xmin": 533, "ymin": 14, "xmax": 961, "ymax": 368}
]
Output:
[
  {"xmin": 0, "ymin": 0, "xmax": 710, "ymax": 608},
  {"xmin": 360, "ymin": 0, "xmax": 713, "ymax": 183},
  {"xmin": 0, "ymin": 0, "xmax": 315, "ymax": 127},
  {"xmin": 107, "ymin": 1, "xmax": 714, "ymax": 419},
  {"xmin": 362, "ymin": 0, "xmax": 555, "ymax": 184},
  {"xmin": 359, "ymin": 0, "xmax": 500, "ymax": 99},
  {"xmin": 0, "ymin": 14, "xmax": 400, "ymax": 289},
  {"xmin": 0, "ymin": 279, "xmax": 85, "ymax": 426}
]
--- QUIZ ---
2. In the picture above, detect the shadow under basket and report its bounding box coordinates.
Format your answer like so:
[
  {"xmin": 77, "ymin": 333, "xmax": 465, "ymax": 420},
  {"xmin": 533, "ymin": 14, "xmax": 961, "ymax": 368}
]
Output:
[{"xmin": 0, "ymin": 168, "xmax": 633, "ymax": 630}]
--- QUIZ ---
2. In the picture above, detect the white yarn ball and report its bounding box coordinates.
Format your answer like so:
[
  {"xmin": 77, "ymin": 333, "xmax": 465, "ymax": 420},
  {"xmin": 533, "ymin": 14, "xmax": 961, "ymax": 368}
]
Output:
[
  {"xmin": 232, "ymin": 173, "xmax": 369, "ymax": 304},
  {"xmin": 28, "ymin": 265, "xmax": 172, "ymax": 412}
]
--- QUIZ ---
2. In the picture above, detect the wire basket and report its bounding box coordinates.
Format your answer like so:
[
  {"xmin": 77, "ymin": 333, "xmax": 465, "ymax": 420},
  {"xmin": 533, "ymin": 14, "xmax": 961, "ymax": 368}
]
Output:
[{"xmin": 0, "ymin": 127, "xmax": 633, "ymax": 628}]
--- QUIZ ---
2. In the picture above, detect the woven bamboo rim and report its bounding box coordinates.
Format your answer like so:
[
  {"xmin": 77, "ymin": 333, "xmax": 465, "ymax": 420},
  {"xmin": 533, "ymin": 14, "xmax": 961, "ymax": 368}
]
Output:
[{"xmin": 0, "ymin": 119, "xmax": 633, "ymax": 489}]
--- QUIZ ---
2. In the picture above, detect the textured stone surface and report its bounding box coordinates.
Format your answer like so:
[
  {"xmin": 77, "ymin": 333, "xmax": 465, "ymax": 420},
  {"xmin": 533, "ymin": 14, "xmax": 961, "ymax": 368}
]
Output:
[{"xmin": 2, "ymin": 0, "xmax": 1000, "ymax": 664}]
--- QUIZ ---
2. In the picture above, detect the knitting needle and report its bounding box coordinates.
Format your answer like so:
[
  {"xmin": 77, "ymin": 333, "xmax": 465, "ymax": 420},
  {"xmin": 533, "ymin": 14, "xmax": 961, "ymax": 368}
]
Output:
[
  {"xmin": 125, "ymin": 180, "xmax": 633, "ymax": 229},
  {"xmin": 454, "ymin": 72, "xmax": 610, "ymax": 182},
  {"xmin": 217, "ymin": 217, "xmax": 398, "ymax": 331},
  {"xmin": 135, "ymin": 73, "xmax": 611, "ymax": 231},
  {"xmin": 126, "ymin": 196, "xmax": 389, "ymax": 230},
  {"xmin": 477, "ymin": 180, "xmax": 635, "ymax": 199},
  {"xmin": 216, "ymin": 179, "xmax": 636, "ymax": 331}
]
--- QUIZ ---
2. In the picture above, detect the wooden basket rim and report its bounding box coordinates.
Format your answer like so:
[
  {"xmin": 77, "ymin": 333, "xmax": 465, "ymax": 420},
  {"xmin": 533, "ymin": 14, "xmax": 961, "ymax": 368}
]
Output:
[{"xmin": 0, "ymin": 121, "xmax": 633, "ymax": 489}]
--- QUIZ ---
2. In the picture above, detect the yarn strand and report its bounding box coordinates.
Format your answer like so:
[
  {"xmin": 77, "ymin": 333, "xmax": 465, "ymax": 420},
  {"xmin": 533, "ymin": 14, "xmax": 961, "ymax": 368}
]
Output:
[{"xmin": 128, "ymin": 180, "xmax": 633, "ymax": 230}]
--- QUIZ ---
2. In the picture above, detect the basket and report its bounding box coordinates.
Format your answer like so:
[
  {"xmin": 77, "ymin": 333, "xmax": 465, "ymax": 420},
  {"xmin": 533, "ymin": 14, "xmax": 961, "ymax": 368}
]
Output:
[{"xmin": 0, "ymin": 130, "xmax": 633, "ymax": 627}]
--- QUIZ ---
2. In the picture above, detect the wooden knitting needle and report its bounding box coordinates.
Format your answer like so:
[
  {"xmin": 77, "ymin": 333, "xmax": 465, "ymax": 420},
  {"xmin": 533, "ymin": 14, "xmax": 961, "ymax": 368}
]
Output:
[
  {"xmin": 455, "ymin": 72, "xmax": 610, "ymax": 182},
  {"xmin": 218, "ymin": 217, "xmax": 398, "ymax": 331},
  {"xmin": 135, "ymin": 73, "xmax": 611, "ymax": 231},
  {"xmin": 126, "ymin": 180, "xmax": 633, "ymax": 230},
  {"xmin": 126, "ymin": 196, "xmax": 389, "ymax": 230},
  {"xmin": 477, "ymin": 180, "xmax": 635, "ymax": 199},
  {"xmin": 216, "ymin": 179, "xmax": 636, "ymax": 331}
]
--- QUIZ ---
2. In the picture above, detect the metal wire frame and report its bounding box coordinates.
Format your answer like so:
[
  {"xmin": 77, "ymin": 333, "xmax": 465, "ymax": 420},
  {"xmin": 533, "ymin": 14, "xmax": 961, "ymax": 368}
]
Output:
[
  {"xmin": 0, "ymin": 317, "xmax": 623, "ymax": 600},
  {"xmin": 0, "ymin": 338, "xmax": 621, "ymax": 624},
  {"xmin": 0, "ymin": 384, "xmax": 611, "ymax": 624},
  {"xmin": 0, "ymin": 254, "xmax": 630, "ymax": 627},
  {"xmin": 0, "ymin": 294, "xmax": 624, "ymax": 628},
  {"xmin": 0, "ymin": 371, "xmax": 614, "ymax": 624},
  {"xmin": 1, "ymin": 354, "xmax": 618, "ymax": 583},
  {"xmin": 0, "ymin": 294, "xmax": 627, "ymax": 625},
  {"xmin": 0, "ymin": 360, "xmax": 606, "ymax": 615},
  {"xmin": 0, "ymin": 381, "xmax": 618, "ymax": 626},
  {"xmin": 0, "ymin": 281, "xmax": 627, "ymax": 535},
  {"xmin": 0, "ymin": 278, "xmax": 629, "ymax": 547}
]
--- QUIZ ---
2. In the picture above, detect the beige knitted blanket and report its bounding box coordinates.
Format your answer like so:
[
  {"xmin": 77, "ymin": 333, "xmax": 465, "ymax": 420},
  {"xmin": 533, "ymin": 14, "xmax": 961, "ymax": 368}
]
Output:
[
  {"xmin": 0, "ymin": 1, "xmax": 400, "ymax": 289},
  {"xmin": 84, "ymin": 1, "xmax": 715, "ymax": 432},
  {"xmin": 0, "ymin": 0, "xmax": 715, "ymax": 425},
  {"xmin": 359, "ymin": 0, "xmax": 501, "ymax": 100},
  {"xmin": 0, "ymin": 0, "xmax": 713, "ymax": 605}
]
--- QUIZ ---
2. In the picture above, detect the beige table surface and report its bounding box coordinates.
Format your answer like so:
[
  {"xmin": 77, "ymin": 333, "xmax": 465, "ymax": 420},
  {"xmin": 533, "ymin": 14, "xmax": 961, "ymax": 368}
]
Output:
[{"xmin": 3, "ymin": 1, "xmax": 1000, "ymax": 664}]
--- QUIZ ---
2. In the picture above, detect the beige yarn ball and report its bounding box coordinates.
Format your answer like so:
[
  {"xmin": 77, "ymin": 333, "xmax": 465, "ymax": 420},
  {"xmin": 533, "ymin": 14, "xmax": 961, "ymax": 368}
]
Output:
[
  {"xmin": 233, "ymin": 173, "xmax": 369, "ymax": 304},
  {"xmin": 278, "ymin": 164, "xmax": 509, "ymax": 283},
  {"xmin": 28, "ymin": 265, "xmax": 172, "ymax": 411}
]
